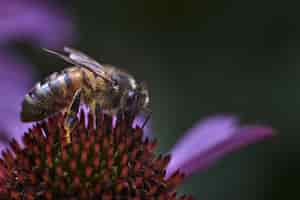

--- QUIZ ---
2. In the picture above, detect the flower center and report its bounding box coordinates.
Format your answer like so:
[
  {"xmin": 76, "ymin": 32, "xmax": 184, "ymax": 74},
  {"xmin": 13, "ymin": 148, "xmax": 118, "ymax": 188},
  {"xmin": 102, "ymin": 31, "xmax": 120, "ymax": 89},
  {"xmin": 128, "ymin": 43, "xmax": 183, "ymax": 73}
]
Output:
[{"xmin": 0, "ymin": 110, "xmax": 192, "ymax": 199}]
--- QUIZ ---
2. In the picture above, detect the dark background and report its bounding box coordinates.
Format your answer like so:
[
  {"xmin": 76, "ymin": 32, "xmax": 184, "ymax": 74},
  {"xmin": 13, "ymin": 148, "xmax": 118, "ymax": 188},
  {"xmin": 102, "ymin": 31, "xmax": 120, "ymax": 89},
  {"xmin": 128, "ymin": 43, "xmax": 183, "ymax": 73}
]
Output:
[{"xmin": 21, "ymin": 0, "xmax": 300, "ymax": 199}]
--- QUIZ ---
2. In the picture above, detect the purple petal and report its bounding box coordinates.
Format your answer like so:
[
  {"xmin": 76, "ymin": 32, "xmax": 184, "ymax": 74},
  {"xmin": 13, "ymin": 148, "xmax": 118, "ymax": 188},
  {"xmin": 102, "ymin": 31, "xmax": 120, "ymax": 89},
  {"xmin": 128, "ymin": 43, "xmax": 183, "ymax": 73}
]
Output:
[
  {"xmin": 0, "ymin": 1, "xmax": 75, "ymax": 47},
  {"xmin": 0, "ymin": 51, "xmax": 33, "ymax": 150},
  {"xmin": 166, "ymin": 115, "xmax": 274, "ymax": 177},
  {"xmin": 133, "ymin": 115, "xmax": 152, "ymax": 139}
]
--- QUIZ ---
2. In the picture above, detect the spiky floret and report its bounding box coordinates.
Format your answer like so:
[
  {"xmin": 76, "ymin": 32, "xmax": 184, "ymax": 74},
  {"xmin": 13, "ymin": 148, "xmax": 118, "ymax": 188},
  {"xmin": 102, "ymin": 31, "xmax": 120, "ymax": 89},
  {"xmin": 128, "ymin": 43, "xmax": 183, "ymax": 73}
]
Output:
[{"xmin": 0, "ymin": 110, "xmax": 193, "ymax": 199}]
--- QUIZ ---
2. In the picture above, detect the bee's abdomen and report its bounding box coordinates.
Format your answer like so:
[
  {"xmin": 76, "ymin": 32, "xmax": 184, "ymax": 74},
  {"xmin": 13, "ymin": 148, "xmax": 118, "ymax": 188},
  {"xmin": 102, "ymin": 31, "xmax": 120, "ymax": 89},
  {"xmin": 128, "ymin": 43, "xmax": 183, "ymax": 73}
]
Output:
[
  {"xmin": 48, "ymin": 68, "xmax": 83, "ymax": 101},
  {"xmin": 21, "ymin": 67, "xmax": 84, "ymax": 122}
]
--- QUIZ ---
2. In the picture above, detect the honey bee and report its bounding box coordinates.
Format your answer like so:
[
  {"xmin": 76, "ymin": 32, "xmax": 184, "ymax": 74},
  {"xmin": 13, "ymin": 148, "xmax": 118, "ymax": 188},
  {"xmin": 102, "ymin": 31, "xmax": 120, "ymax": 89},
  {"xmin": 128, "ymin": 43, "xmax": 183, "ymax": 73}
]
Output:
[{"xmin": 21, "ymin": 47, "xmax": 150, "ymax": 143}]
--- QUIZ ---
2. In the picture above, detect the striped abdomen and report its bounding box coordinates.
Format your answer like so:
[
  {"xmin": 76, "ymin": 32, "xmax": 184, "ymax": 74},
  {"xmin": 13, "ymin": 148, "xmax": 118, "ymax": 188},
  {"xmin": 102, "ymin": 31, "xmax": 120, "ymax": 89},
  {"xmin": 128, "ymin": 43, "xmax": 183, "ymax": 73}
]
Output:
[{"xmin": 21, "ymin": 67, "xmax": 88, "ymax": 122}]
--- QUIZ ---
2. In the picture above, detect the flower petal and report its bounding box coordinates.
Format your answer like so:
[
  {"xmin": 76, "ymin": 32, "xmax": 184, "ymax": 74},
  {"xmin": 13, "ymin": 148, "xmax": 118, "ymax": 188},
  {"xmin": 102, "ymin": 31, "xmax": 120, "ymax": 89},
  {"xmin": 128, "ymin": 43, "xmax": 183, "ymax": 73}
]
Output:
[
  {"xmin": 0, "ymin": 51, "xmax": 33, "ymax": 150},
  {"xmin": 0, "ymin": 1, "xmax": 74, "ymax": 47},
  {"xmin": 166, "ymin": 115, "xmax": 274, "ymax": 177},
  {"xmin": 133, "ymin": 115, "xmax": 152, "ymax": 139}
]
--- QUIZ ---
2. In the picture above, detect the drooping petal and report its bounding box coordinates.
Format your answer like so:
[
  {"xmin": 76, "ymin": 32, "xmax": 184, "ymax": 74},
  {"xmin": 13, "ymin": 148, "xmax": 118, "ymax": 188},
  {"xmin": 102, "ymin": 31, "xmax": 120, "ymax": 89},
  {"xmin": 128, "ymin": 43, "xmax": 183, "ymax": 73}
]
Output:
[
  {"xmin": 0, "ymin": 50, "xmax": 33, "ymax": 150},
  {"xmin": 166, "ymin": 115, "xmax": 274, "ymax": 177},
  {"xmin": 0, "ymin": 0, "xmax": 74, "ymax": 47}
]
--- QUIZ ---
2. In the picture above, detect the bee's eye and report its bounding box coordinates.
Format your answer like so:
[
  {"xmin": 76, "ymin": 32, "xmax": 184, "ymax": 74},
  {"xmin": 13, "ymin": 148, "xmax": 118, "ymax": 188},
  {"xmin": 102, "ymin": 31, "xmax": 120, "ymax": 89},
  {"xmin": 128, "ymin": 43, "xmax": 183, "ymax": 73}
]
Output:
[
  {"xmin": 140, "ymin": 90, "xmax": 149, "ymax": 107},
  {"xmin": 144, "ymin": 95, "xmax": 150, "ymax": 106}
]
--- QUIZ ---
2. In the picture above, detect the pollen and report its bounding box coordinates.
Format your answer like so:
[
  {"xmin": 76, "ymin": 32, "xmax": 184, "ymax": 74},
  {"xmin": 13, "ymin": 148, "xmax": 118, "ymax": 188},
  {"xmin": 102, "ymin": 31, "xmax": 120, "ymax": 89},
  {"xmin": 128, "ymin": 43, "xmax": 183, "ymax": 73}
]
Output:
[{"xmin": 0, "ymin": 110, "xmax": 193, "ymax": 199}]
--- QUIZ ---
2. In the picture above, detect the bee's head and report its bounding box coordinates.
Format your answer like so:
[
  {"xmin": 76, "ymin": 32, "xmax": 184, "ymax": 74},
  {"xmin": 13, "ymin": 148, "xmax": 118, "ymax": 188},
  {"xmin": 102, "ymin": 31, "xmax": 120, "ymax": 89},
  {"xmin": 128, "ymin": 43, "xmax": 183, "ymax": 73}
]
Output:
[
  {"xmin": 121, "ymin": 81, "xmax": 149, "ymax": 114},
  {"xmin": 111, "ymin": 70, "xmax": 149, "ymax": 113},
  {"xmin": 136, "ymin": 82, "xmax": 150, "ymax": 109}
]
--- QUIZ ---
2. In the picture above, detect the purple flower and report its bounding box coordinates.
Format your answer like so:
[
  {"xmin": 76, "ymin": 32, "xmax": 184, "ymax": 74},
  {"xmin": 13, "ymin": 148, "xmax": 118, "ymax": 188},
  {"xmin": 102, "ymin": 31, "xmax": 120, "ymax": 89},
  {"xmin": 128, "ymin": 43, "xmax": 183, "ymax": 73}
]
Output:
[
  {"xmin": 0, "ymin": 52, "xmax": 274, "ymax": 179},
  {"xmin": 0, "ymin": 0, "xmax": 74, "ymax": 47},
  {"xmin": 0, "ymin": 46, "xmax": 274, "ymax": 198},
  {"xmin": 0, "ymin": 1, "xmax": 74, "ymax": 150},
  {"xmin": 0, "ymin": 2, "xmax": 274, "ymax": 197},
  {"xmin": 0, "ymin": 104, "xmax": 274, "ymax": 199}
]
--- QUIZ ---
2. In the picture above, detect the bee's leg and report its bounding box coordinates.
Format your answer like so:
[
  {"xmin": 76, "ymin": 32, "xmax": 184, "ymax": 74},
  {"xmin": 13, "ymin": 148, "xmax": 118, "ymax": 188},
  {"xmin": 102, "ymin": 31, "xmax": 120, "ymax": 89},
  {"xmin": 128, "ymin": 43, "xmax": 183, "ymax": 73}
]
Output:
[
  {"xmin": 95, "ymin": 103, "xmax": 102, "ymax": 128},
  {"xmin": 116, "ymin": 109, "xmax": 125, "ymax": 122},
  {"xmin": 64, "ymin": 88, "xmax": 82, "ymax": 144},
  {"xmin": 141, "ymin": 108, "xmax": 152, "ymax": 129},
  {"xmin": 89, "ymin": 100, "xmax": 104, "ymax": 129},
  {"xmin": 88, "ymin": 100, "xmax": 97, "ymax": 128}
]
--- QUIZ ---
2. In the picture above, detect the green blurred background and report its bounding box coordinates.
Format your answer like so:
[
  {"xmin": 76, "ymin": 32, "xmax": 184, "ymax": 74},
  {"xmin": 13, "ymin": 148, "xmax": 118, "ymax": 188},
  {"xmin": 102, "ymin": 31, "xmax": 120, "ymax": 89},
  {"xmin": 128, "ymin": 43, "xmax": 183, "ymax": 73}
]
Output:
[{"xmin": 21, "ymin": 0, "xmax": 299, "ymax": 199}]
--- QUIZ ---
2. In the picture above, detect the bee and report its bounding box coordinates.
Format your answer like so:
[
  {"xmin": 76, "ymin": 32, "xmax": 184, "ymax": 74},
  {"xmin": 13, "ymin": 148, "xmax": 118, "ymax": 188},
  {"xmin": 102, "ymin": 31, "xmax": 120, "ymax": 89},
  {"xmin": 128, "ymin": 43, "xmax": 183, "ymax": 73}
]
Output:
[{"xmin": 21, "ymin": 47, "xmax": 150, "ymax": 143}]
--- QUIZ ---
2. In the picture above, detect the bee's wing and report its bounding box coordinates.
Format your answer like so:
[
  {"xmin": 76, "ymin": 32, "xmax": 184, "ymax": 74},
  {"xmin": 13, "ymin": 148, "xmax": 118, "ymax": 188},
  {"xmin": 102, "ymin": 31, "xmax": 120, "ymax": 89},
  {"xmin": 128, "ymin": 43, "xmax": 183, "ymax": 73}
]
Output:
[
  {"xmin": 63, "ymin": 46, "xmax": 103, "ymax": 69},
  {"xmin": 43, "ymin": 47, "xmax": 113, "ymax": 83}
]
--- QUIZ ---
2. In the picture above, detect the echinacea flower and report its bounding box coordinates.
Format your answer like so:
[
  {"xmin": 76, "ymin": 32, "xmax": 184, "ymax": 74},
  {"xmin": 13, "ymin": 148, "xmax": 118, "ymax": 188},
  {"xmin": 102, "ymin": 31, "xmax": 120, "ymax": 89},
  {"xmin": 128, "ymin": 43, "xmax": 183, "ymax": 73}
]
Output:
[
  {"xmin": 0, "ymin": 0, "xmax": 74, "ymax": 149},
  {"xmin": 0, "ymin": 50, "xmax": 274, "ymax": 199},
  {"xmin": 0, "ymin": 2, "xmax": 274, "ymax": 198},
  {"xmin": 0, "ymin": 110, "xmax": 184, "ymax": 199},
  {"xmin": 0, "ymin": 108, "xmax": 273, "ymax": 199}
]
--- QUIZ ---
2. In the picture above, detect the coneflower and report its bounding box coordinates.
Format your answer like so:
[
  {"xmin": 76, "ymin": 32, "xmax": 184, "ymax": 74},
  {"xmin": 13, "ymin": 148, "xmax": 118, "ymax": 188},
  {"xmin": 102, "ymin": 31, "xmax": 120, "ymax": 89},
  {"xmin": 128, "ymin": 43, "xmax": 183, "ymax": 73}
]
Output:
[
  {"xmin": 0, "ymin": 107, "xmax": 275, "ymax": 199},
  {"xmin": 0, "ymin": 110, "xmax": 192, "ymax": 199},
  {"xmin": 0, "ymin": 2, "xmax": 275, "ymax": 198}
]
